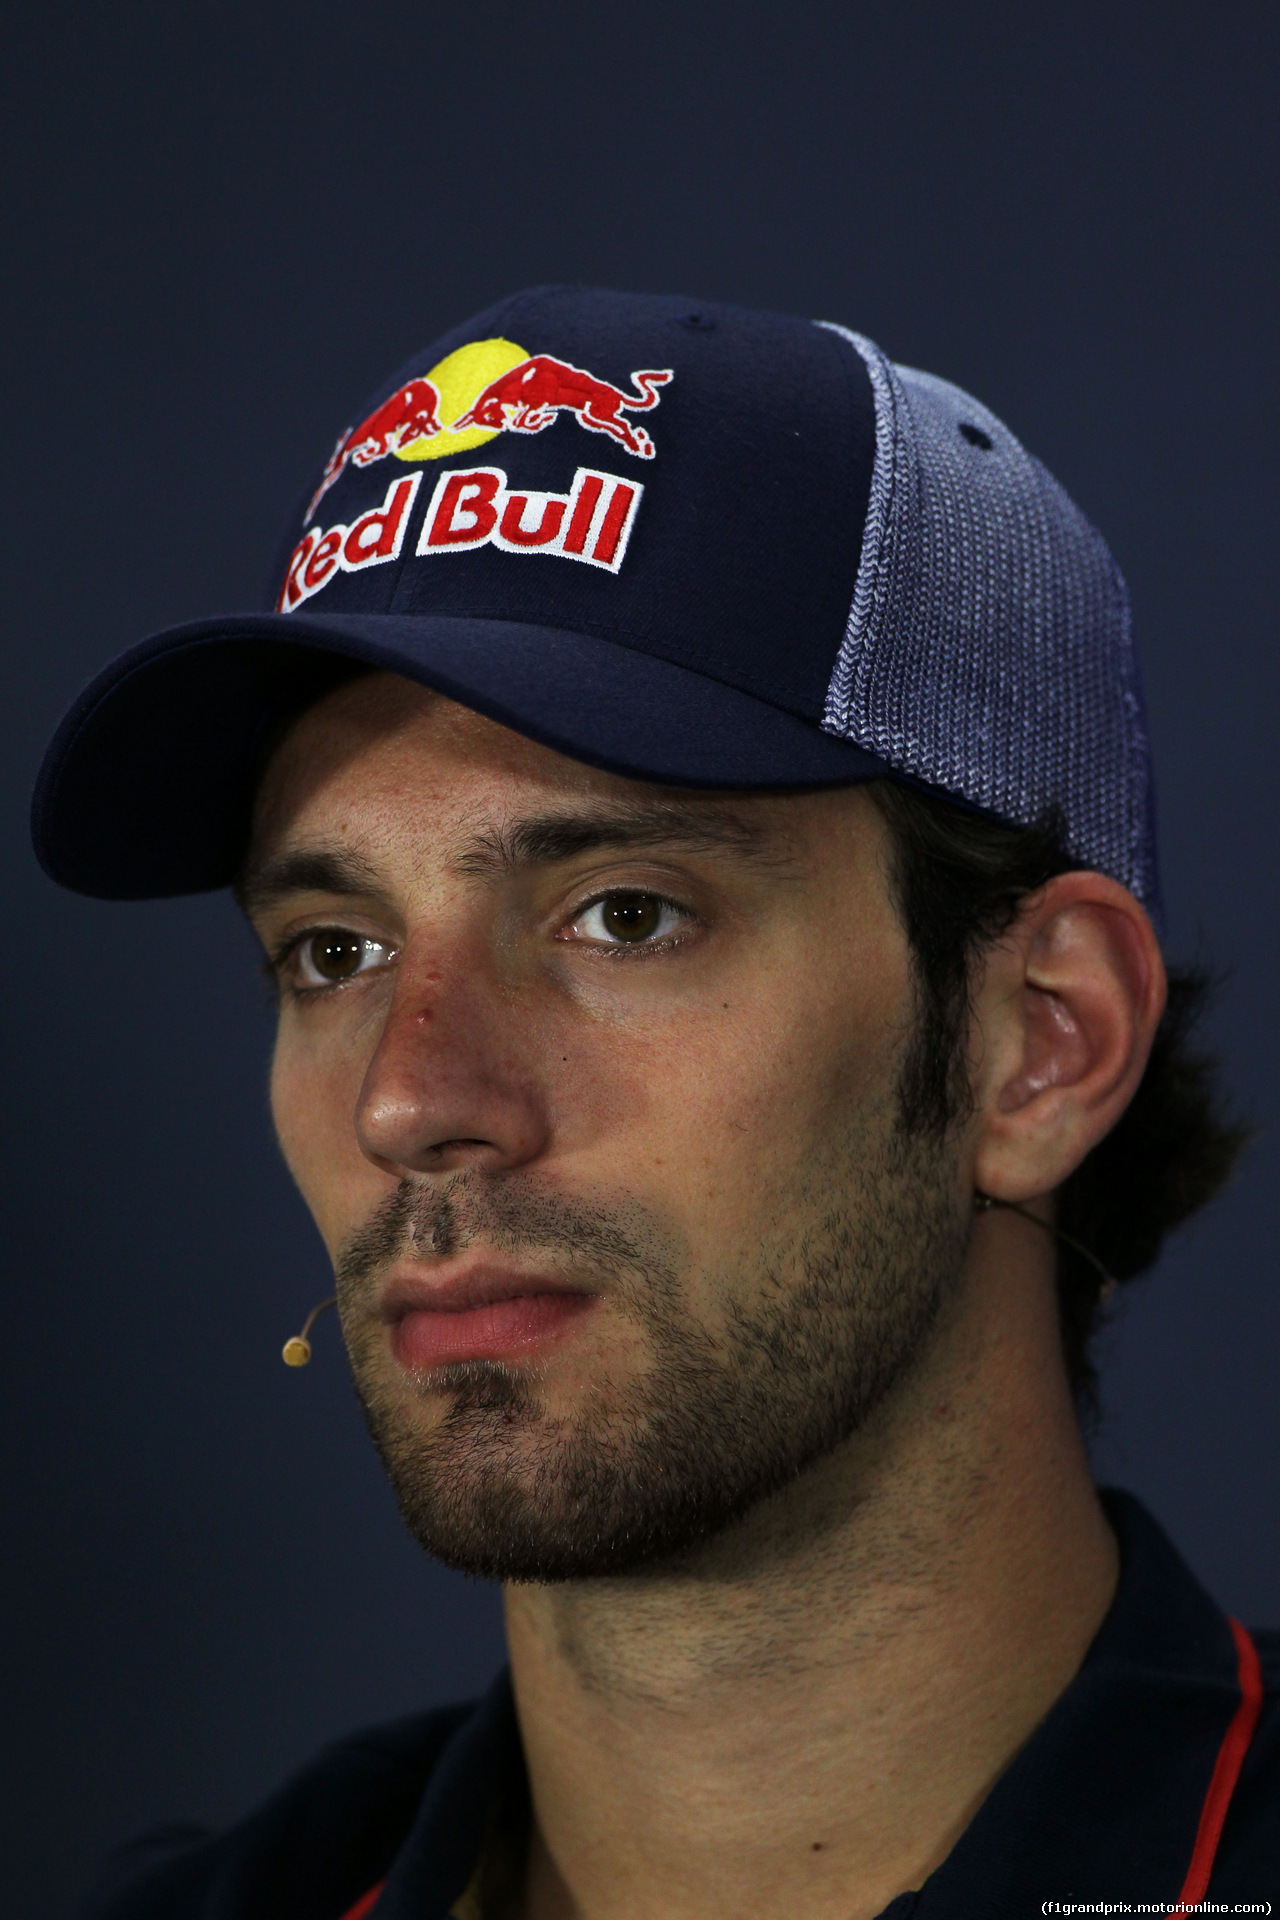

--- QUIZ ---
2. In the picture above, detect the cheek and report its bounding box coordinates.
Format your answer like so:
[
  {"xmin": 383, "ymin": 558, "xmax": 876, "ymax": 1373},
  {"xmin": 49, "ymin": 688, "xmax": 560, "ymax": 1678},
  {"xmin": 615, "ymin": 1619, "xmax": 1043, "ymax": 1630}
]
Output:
[
  {"xmin": 269, "ymin": 1016, "xmax": 381, "ymax": 1256},
  {"xmin": 573, "ymin": 944, "xmax": 910, "ymax": 1237}
]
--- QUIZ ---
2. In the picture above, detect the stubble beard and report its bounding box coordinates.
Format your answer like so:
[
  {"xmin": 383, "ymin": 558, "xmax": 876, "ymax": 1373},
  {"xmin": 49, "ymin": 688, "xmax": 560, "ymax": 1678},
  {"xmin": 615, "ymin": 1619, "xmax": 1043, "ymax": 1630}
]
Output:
[{"xmin": 336, "ymin": 1080, "xmax": 971, "ymax": 1583}]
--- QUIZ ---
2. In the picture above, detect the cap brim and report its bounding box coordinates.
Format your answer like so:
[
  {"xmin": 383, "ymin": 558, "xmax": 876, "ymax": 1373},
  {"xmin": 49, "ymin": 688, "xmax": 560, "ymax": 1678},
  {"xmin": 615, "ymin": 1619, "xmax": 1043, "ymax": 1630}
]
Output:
[{"xmin": 32, "ymin": 611, "xmax": 890, "ymax": 898}]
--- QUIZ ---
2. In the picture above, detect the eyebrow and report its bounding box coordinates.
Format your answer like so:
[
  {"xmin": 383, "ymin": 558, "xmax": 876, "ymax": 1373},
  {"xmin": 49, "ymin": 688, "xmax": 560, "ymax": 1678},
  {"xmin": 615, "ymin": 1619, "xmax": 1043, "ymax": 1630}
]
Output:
[
  {"xmin": 236, "ymin": 846, "xmax": 385, "ymax": 916},
  {"xmin": 237, "ymin": 799, "xmax": 788, "ymax": 915},
  {"xmin": 449, "ymin": 801, "xmax": 781, "ymax": 878}
]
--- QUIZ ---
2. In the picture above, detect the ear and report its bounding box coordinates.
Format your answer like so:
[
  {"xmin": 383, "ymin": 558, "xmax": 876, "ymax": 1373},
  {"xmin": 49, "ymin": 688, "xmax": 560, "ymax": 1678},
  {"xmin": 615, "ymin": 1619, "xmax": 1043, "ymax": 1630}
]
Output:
[{"xmin": 970, "ymin": 872, "xmax": 1167, "ymax": 1203}]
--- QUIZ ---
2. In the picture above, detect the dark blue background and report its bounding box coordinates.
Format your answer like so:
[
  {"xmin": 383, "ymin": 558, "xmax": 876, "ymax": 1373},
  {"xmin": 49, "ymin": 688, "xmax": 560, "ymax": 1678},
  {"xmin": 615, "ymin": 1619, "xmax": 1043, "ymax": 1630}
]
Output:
[{"xmin": 3, "ymin": 5, "xmax": 1277, "ymax": 1915}]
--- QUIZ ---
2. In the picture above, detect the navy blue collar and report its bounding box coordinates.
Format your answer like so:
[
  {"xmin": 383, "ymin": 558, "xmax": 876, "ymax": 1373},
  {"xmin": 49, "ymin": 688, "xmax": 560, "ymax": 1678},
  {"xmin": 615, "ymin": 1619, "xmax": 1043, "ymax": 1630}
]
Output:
[{"xmin": 371, "ymin": 1492, "xmax": 1258, "ymax": 1918}]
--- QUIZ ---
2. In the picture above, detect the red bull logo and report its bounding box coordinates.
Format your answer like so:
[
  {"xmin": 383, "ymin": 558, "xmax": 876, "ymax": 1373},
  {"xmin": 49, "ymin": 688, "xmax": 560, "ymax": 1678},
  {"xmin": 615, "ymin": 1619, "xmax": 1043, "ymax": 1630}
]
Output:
[
  {"xmin": 449, "ymin": 357, "xmax": 671, "ymax": 457},
  {"xmin": 306, "ymin": 338, "xmax": 673, "ymax": 521}
]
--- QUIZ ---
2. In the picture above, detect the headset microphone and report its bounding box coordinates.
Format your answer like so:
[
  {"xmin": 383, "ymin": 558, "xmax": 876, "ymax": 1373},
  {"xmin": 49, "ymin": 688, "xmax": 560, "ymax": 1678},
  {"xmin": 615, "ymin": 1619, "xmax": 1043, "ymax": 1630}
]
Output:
[
  {"xmin": 972, "ymin": 1193, "xmax": 1115, "ymax": 1299},
  {"xmin": 282, "ymin": 1296, "xmax": 337, "ymax": 1367},
  {"xmin": 277, "ymin": 1206, "xmax": 1104, "ymax": 1367}
]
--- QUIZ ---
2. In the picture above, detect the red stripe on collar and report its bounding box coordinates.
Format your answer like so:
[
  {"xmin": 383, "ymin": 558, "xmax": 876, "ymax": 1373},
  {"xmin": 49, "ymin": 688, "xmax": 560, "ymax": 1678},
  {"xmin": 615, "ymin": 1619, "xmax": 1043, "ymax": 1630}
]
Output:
[
  {"xmin": 1168, "ymin": 1618, "xmax": 1263, "ymax": 1912},
  {"xmin": 338, "ymin": 1881, "xmax": 385, "ymax": 1920}
]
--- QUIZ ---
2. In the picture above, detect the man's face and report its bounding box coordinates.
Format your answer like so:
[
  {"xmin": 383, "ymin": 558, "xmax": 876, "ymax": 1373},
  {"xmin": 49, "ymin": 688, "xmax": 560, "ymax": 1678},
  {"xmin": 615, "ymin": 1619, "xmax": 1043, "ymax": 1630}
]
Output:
[{"xmin": 245, "ymin": 672, "xmax": 973, "ymax": 1580}]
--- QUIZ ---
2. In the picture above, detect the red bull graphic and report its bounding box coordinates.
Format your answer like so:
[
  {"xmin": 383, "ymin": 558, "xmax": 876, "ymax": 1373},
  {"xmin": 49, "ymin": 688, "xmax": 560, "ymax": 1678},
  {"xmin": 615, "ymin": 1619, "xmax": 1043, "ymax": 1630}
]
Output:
[
  {"xmin": 449, "ymin": 358, "xmax": 671, "ymax": 459},
  {"xmin": 306, "ymin": 379, "xmax": 442, "ymax": 520},
  {"xmin": 305, "ymin": 338, "xmax": 672, "ymax": 522}
]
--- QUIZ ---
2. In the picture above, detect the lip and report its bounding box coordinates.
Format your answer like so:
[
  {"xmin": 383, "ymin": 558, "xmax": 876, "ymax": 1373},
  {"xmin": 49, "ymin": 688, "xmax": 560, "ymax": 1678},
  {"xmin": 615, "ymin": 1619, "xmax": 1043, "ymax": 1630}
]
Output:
[{"xmin": 381, "ymin": 1261, "xmax": 599, "ymax": 1370}]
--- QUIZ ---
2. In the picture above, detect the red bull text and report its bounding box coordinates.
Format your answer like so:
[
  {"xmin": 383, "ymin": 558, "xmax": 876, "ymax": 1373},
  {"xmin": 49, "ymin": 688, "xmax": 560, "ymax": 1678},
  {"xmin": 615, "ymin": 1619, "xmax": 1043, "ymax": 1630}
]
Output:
[
  {"xmin": 417, "ymin": 466, "xmax": 641, "ymax": 570},
  {"xmin": 280, "ymin": 466, "xmax": 641, "ymax": 610},
  {"xmin": 280, "ymin": 475, "xmax": 422, "ymax": 610}
]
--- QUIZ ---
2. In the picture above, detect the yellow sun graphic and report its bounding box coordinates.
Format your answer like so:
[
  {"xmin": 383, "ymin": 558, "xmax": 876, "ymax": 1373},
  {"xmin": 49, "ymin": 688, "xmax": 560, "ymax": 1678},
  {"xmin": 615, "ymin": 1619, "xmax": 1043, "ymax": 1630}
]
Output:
[{"xmin": 393, "ymin": 337, "xmax": 528, "ymax": 461}]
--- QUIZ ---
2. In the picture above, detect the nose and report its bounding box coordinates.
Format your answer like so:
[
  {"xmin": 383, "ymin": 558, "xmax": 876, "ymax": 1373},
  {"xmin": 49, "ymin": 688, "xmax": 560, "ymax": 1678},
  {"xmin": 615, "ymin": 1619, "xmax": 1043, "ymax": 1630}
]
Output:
[{"xmin": 354, "ymin": 942, "xmax": 552, "ymax": 1177}]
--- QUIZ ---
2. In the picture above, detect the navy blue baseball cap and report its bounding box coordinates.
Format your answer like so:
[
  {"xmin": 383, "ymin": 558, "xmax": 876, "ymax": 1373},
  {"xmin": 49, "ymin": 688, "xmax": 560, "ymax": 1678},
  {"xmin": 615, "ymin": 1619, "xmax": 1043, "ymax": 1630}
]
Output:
[{"xmin": 31, "ymin": 286, "xmax": 1158, "ymax": 909}]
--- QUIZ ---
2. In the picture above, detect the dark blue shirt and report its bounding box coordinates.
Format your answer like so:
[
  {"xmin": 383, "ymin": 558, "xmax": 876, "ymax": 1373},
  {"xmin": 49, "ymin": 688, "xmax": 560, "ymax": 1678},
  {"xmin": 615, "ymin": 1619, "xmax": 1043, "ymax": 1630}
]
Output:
[{"xmin": 82, "ymin": 1494, "xmax": 1280, "ymax": 1918}]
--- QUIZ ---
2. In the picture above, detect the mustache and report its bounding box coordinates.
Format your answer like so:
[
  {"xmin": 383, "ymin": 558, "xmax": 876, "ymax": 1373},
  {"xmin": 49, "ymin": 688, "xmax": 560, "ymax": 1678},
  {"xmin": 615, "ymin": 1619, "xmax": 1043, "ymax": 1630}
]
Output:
[{"xmin": 334, "ymin": 1171, "xmax": 681, "ymax": 1303}]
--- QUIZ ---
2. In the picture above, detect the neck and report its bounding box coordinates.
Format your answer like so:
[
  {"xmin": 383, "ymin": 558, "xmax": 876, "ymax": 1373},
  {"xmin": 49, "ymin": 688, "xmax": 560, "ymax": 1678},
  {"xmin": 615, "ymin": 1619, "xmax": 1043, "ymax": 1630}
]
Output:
[{"xmin": 502, "ymin": 1224, "xmax": 1118, "ymax": 1920}]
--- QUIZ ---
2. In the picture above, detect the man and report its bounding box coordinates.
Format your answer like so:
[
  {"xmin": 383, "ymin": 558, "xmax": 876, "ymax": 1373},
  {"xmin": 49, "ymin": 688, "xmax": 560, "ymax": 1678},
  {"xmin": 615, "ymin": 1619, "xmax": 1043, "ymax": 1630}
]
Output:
[{"xmin": 34, "ymin": 288, "xmax": 1277, "ymax": 1916}]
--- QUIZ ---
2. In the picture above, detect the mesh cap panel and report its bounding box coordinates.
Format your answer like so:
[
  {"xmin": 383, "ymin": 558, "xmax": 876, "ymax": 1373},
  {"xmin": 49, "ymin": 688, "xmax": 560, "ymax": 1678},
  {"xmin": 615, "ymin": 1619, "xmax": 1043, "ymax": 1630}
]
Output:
[{"xmin": 819, "ymin": 326, "xmax": 1157, "ymax": 911}]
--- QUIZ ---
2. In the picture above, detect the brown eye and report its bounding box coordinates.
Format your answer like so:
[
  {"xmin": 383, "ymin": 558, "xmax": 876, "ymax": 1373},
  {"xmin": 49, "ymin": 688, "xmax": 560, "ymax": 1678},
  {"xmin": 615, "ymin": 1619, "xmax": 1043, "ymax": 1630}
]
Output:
[
  {"xmin": 295, "ymin": 930, "xmax": 389, "ymax": 987},
  {"xmin": 564, "ymin": 891, "xmax": 689, "ymax": 949},
  {"xmin": 309, "ymin": 933, "xmax": 365, "ymax": 979},
  {"xmin": 599, "ymin": 893, "xmax": 664, "ymax": 942}
]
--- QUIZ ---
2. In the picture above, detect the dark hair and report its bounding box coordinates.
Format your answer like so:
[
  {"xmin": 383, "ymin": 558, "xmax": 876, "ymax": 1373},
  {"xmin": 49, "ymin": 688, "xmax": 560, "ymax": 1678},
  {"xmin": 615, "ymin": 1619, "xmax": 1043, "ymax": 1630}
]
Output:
[{"xmin": 867, "ymin": 781, "xmax": 1249, "ymax": 1407}]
